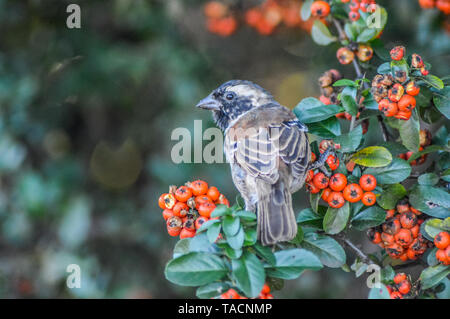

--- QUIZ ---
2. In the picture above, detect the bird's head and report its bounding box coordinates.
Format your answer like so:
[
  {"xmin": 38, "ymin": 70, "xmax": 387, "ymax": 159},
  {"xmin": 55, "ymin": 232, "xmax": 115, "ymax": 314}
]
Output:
[{"xmin": 196, "ymin": 80, "xmax": 273, "ymax": 131}]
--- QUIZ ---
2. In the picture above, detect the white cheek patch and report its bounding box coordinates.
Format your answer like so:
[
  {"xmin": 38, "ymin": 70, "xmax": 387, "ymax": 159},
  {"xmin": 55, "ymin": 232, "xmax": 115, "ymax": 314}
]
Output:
[{"xmin": 226, "ymin": 85, "xmax": 271, "ymax": 106}]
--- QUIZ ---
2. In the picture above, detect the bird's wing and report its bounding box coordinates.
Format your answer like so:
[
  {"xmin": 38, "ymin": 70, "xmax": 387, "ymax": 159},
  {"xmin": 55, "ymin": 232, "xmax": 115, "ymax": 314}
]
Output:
[{"xmin": 225, "ymin": 103, "xmax": 310, "ymax": 185}]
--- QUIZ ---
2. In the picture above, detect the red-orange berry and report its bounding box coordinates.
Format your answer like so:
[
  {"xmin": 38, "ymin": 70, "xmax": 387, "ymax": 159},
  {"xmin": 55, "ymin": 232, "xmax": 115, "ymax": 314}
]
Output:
[
  {"xmin": 383, "ymin": 218, "xmax": 402, "ymax": 235},
  {"xmin": 326, "ymin": 155, "xmax": 340, "ymax": 170},
  {"xmin": 399, "ymin": 212, "xmax": 418, "ymax": 229},
  {"xmin": 397, "ymin": 280, "xmax": 411, "ymax": 295},
  {"xmin": 359, "ymin": 174, "xmax": 377, "ymax": 191},
  {"xmin": 343, "ymin": 183, "xmax": 363, "ymax": 203},
  {"xmin": 207, "ymin": 186, "xmax": 220, "ymax": 201},
  {"xmin": 434, "ymin": 231, "xmax": 450, "ymax": 250},
  {"xmin": 328, "ymin": 191, "xmax": 345, "ymax": 208},
  {"xmin": 175, "ymin": 186, "xmax": 193, "ymax": 202},
  {"xmin": 337, "ymin": 47, "xmax": 355, "ymax": 65},
  {"xmin": 390, "ymin": 46, "xmax": 405, "ymax": 61},
  {"xmin": 313, "ymin": 172, "xmax": 330, "ymax": 189},
  {"xmin": 190, "ymin": 180, "xmax": 209, "ymax": 196},
  {"xmin": 395, "ymin": 228, "xmax": 413, "ymax": 246},
  {"xmin": 362, "ymin": 192, "xmax": 376, "ymax": 206},
  {"xmin": 311, "ymin": 1, "xmax": 331, "ymax": 18},
  {"xmin": 405, "ymin": 81, "xmax": 420, "ymax": 96},
  {"xmin": 398, "ymin": 94, "xmax": 416, "ymax": 111},
  {"xmin": 179, "ymin": 228, "xmax": 196, "ymax": 239},
  {"xmin": 329, "ymin": 173, "xmax": 348, "ymax": 192},
  {"xmin": 394, "ymin": 273, "xmax": 407, "ymax": 284},
  {"xmin": 322, "ymin": 188, "xmax": 332, "ymax": 202},
  {"xmin": 198, "ymin": 202, "xmax": 216, "ymax": 218}
]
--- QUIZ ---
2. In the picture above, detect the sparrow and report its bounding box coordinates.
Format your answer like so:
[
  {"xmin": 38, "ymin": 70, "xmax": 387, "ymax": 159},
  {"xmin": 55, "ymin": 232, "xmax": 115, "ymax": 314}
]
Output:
[{"xmin": 196, "ymin": 80, "xmax": 319, "ymax": 246}]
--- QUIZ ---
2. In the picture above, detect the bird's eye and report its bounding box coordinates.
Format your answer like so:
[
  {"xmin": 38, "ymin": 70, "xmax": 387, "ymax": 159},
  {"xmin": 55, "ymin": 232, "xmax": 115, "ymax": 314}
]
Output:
[{"xmin": 225, "ymin": 93, "xmax": 235, "ymax": 100}]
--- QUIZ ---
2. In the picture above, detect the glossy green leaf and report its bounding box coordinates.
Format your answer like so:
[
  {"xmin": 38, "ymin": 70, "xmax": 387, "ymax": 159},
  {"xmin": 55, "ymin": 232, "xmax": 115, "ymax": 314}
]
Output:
[
  {"xmin": 265, "ymin": 248, "xmax": 323, "ymax": 279},
  {"xmin": 232, "ymin": 251, "xmax": 265, "ymax": 298},
  {"xmin": 351, "ymin": 206, "xmax": 386, "ymax": 230},
  {"xmin": 364, "ymin": 158, "xmax": 411, "ymax": 184},
  {"xmin": 165, "ymin": 252, "xmax": 227, "ymax": 286},
  {"xmin": 302, "ymin": 232, "xmax": 346, "ymax": 268},
  {"xmin": 350, "ymin": 146, "xmax": 392, "ymax": 168},
  {"xmin": 323, "ymin": 202, "xmax": 350, "ymax": 234}
]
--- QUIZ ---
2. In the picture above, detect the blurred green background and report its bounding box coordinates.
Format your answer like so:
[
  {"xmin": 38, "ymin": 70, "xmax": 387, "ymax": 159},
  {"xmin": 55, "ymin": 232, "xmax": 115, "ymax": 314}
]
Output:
[{"xmin": 0, "ymin": 0, "xmax": 448, "ymax": 298}]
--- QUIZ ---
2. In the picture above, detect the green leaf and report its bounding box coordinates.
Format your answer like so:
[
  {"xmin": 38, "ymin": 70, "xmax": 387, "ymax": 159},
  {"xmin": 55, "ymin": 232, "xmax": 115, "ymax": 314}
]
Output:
[
  {"xmin": 377, "ymin": 184, "xmax": 407, "ymax": 210},
  {"xmin": 197, "ymin": 218, "xmax": 221, "ymax": 233},
  {"xmin": 223, "ymin": 215, "xmax": 240, "ymax": 237},
  {"xmin": 433, "ymin": 86, "xmax": 450, "ymax": 119},
  {"xmin": 290, "ymin": 225, "xmax": 304, "ymax": 245},
  {"xmin": 311, "ymin": 20, "xmax": 337, "ymax": 46},
  {"xmin": 235, "ymin": 210, "xmax": 256, "ymax": 220},
  {"xmin": 356, "ymin": 28, "xmax": 377, "ymax": 43},
  {"xmin": 344, "ymin": 23, "xmax": 357, "ymax": 41},
  {"xmin": 310, "ymin": 192, "xmax": 321, "ymax": 213},
  {"xmin": 265, "ymin": 248, "xmax": 323, "ymax": 280},
  {"xmin": 409, "ymin": 186, "xmax": 450, "ymax": 219},
  {"xmin": 323, "ymin": 202, "xmax": 350, "ymax": 234},
  {"xmin": 190, "ymin": 233, "xmax": 220, "ymax": 254},
  {"xmin": 207, "ymin": 222, "xmax": 221, "ymax": 243},
  {"xmin": 296, "ymin": 208, "xmax": 323, "ymax": 228},
  {"xmin": 377, "ymin": 62, "xmax": 390, "ymax": 74},
  {"xmin": 420, "ymin": 265, "xmax": 450, "ymax": 290},
  {"xmin": 253, "ymin": 243, "xmax": 276, "ymax": 266},
  {"xmin": 350, "ymin": 146, "xmax": 392, "ymax": 168},
  {"xmin": 333, "ymin": 79, "xmax": 357, "ymax": 87},
  {"xmin": 173, "ymin": 238, "xmax": 191, "ymax": 258},
  {"xmin": 368, "ymin": 284, "xmax": 391, "ymax": 299},
  {"xmin": 165, "ymin": 252, "xmax": 227, "ymax": 286},
  {"xmin": 222, "ymin": 244, "xmax": 242, "ymax": 259},
  {"xmin": 333, "ymin": 125, "xmax": 363, "ymax": 153},
  {"xmin": 424, "ymin": 218, "xmax": 450, "ymax": 239},
  {"xmin": 196, "ymin": 282, "xmax": 230, "ymax": 299},
  {"xmin": 423, "ymin": 75, "xmax": 444, "ymax": 90},
  {"xmin": 398, "ymin": 110, "xmax": 420, "ymax": 152},
  {"xmin": 381, "ymin": 265, "xmax": 395, "ymax": 283},
  {"xmin": 293, "ymin": 97, "xmax": 342, "ymax": 123},
  {"xmin": 302, "ymin": 232, "xmax": 346, "ymax": 268},
  {"xmin": 301, "ymin": 0, "xmax": 313, "ymax": 21},
  {"xmin": 418, "ymin": 173, "xmax": 440, "ymax": 186},
  {"xmin": 227, "ymin": 225, "xmax": 245, "ymax": 250},
  {"xmin": 243, "ymin": 228, "xmax": 257, "ymax": 246},
  {"xmin": 308, "ymin": 117, "xmax": 342, "ymax": 139},
  {"xmin": 211, "ymin": 204, "xmax": 231, "ymax": 218},
  {"xmin": 341, "ymin": 95, "xmax": 358, "ymax": 116},
  {"xmin": 364, "ymin": 158, "xmax": 411, "ymax": 184},
  {"xmin": 232, "ymin": 251, "xmax": 265, "ymax": 298},
  {"xmin": 351, "ymin": 206, "xmax": 386, "ymax": 230}
]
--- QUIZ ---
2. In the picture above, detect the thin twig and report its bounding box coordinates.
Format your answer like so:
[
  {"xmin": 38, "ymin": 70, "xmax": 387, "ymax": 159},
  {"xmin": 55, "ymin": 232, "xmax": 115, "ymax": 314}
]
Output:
[{"xmin": 333, "ymin": 233, "xmax": 375, "ymax": 265}]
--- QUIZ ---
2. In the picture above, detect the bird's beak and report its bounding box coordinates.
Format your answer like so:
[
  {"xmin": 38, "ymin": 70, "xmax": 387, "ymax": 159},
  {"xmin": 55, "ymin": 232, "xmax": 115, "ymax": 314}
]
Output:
[{"xmin": 196, "ymin": 94, "xmax": 221, "ymax": 111}]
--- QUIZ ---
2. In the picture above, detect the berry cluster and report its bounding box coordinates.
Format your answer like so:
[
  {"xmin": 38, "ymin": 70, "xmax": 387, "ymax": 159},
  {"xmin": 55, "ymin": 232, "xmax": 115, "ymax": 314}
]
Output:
[
  {"xmin": 244, "ymin": 0, "xmax": 315, "ymax": 35},
  {"xmin": 371, "ymin": 47, "xmax": 425, "ymax": 121},
  {"xmin": 219, "ymin": 284, "xmax": 274, "ymax": 299},
  {"xmin": 434, "ymin": 231, "xmax": 450, "ymax": 265},
  {"xmin": 204, "ymin": 1, "xmax": 238, "ymax": 36},
  {"xmin": 306, "ymin": 142, "xmax": 377, "ymax": 208},
  {"xmin": 419, "ymin": 0, "xmax": 450, "ymax": 14},
  {"xmin": 336, "ymin": 44, "xmax": 374, "ymax": 65},
  {"xmin": 386, "ymin": 273, "xmax": 412, "ymax": 299},
  {"xmin": 203, "ymin": 0, "xmax": 316, "ymax": 37},
  {"xmin": 367, "ymin": 201, "xmax": 431, "ymax": 261},
  {"xmin": 398, "ymin": 129, "xmax": 432, "ymax": 166},
  {"xmin": 158, "ymin": 180, "xmax": 229, "ymax": 239},
  {"xmin": 318, "ymin": 69, "xmax": 342, "ymax": 106},
  {"xmin": 340, "ymin": 0, "xmax": 378, "ymax": 21}
]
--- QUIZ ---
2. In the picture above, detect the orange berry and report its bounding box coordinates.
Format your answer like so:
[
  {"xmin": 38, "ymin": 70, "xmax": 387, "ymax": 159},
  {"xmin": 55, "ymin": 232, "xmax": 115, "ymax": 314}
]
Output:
[
  {"xmin": 359, "ymin": 174, "xmax": 377, "ymax": 191},
  {"xmin": 434, "ymin": 231, "xmax": 450, "ymax": 250},
  {"xmin": 329, "ymin": 173, "xmax": 347, "ymax": 192},
  {"xmin": 397, "ymin": 280, "xmax": 411, "ymax": 295},
  {"xmin": 313, "ymin": 172, "xmax": 329, "ymax": 189},
  {"xmin": 162, "ymin": 209, "xmax": 174, "ymax": 221},
  {"xmin": 390, "ymin": 46, "xmax": 405, "ymax": 61},
  {"xmin": 322, "ymin": 188, "xmax": 332, "ymax": 202},
  {"xmin": 261, "ymin": 283, "xmax": 270, "ymax": 294},
  {"xmin": 398, "ymin": 95, "xmax": 416, "ymax": 111},
  {"xmin": 204, "ymin": 1, "xmax": 228, "ymax": 19},
  {"xmin": 207, "ymin": 186, "xmax": 220, "ymax": 201},
  {"xmin": 328, "ymin": 191, "xmax": 345, "ymax": 208},
  {"xmin": 179, "ymin": 228, "xmax": 196, "ymax": 239},
  {"xmin": 394, "ymin": 273, "xmax": 407, "ymax": 284},
  {"xmin": 343, "ymin": 184, "xmax": 363, "ymax": 203},
  {"xmin": 311, "ymin": 1, "xmax": 331, "ymax": 18},
  {"xmin": 395, "ymin": 229, "xmax": 413, "ymax": 246},
  {"xmin": 362, "ymin": 192, "xmax": 376, "ymax": 206},
  {"xmin": 175, "ymin": 186, "xmax": 193, "ymax": 202},
  {"xmin": 198, "ymin": 202, "xmax": 216, "ymax": 218}
]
